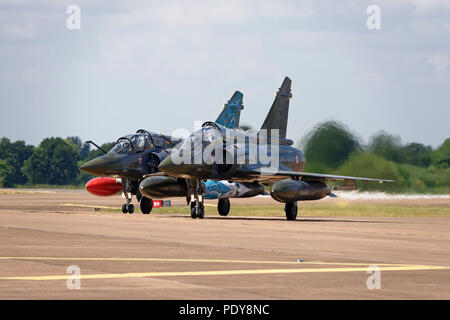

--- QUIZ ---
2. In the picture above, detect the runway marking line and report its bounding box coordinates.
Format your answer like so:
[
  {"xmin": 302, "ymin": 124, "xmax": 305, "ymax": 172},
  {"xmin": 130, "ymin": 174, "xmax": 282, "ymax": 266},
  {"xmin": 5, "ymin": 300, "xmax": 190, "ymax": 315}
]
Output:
[
  {"xmin": 0, "ymin": 256, "xmax": 424, "ymax": 266},
  {"xmin": 0, "ymin": 257, "xmax": 448, "ymax": 281},
  {"xmin": 1, "ymin": 266, "xmax": 449, "ymax": 281},
  {"xmin": 61, "ymin": 203, "xmax": 117, "ymax": 209}
]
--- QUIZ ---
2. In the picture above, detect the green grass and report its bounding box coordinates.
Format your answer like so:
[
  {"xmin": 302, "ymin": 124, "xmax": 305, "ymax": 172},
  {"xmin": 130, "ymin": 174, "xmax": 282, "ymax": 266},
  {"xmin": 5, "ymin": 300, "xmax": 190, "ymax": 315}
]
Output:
[
  {"xmin": 297, "ymin": 204, "xmax": 450, "ymax": 218},
  {"xmin": 96, "ymin": 203, "xmax": 450, "ymax": 218}
]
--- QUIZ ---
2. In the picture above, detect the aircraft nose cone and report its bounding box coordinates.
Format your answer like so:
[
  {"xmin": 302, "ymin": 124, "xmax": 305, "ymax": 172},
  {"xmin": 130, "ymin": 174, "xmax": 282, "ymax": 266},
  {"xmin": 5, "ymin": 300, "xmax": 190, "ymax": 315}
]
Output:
[
  {"xmin": 80, "ymin": 157, "xmax": 110, "ymax": 176},
  {"xmin": 158, "ymin": 156, "xmax": 178, "ymax": 176},
  {"xmin": 159, "ymin": 153, "xmax": 210, "ymax": 179}
]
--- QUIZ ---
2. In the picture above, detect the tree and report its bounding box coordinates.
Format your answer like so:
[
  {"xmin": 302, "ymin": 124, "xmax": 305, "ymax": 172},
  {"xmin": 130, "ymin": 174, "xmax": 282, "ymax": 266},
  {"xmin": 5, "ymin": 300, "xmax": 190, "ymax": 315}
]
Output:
[
  {"xmin": 431, "ymin": 138, "xmax": 450, "ymax": 169},
  {"xmin": 22, "ymin": 137, "xmax": 80, "ymax": 185},
  {"xmin": 300, "ymin": 121, "xmax": 361, "ymax": 170},
  {"xmin": 334, "ymin": 153, "xmax": 403, "ymax": 192},
  {"xmin": 84, "ymin": 142, "xmax": 115, "ymax": 162},
  {"xmin": 66, "ymin": 136, "xmax": 83, "ymax": 149},
  {"xmin": 369, "ymin": 132, "xmax": 438, "ymax": 167},
  {"xmin": 65, "ymin": 136, "xmax": 90, "ymax": 161},
  {"xmin": 368, "ymin": 131, "xmax": 404, "ymax": 163},
  {"xmin": 0, "ymin": 137, "xmax": 34, "ymax": 186},
  {"xmin": 0, "ymin": 160, "xmax": 13, "ymax": 187},
  {"xmin": 399, "ymin": 143, "xmax": 432, "ymax": 167}
]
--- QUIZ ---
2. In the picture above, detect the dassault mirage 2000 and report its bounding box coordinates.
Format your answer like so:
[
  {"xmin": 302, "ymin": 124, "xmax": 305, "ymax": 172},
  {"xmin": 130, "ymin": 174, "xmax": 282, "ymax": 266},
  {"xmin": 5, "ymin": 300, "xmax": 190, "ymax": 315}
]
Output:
[
  {"xmin": 140, "ymin": 77, "xmax": 393, "ymax": 220},
  {"xmin": 80, "ymin": 91, "xmax": 246, "ymax": 214}
]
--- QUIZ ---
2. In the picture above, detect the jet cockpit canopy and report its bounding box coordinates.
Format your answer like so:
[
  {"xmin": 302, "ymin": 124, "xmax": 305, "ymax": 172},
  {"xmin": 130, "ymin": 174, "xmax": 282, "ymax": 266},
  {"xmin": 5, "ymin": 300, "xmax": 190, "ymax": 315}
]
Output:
[{"xmin": 109, "ymin": 129, "xmax": 177, "ymax": 154}]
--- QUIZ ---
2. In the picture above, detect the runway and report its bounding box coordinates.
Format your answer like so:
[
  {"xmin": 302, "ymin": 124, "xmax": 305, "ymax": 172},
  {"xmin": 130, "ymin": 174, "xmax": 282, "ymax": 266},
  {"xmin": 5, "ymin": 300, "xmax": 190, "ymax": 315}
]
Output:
[{"xmin": 0, "ymin": 189, "xmax": 449, "ymax": 299}]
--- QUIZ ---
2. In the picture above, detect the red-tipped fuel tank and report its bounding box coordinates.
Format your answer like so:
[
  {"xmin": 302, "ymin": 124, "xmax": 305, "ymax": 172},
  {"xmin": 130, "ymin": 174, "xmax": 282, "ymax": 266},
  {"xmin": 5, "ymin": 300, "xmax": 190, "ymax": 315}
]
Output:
[{"xmin": 85, "ymin": 177, "xmax": 122, "ymax": 197}]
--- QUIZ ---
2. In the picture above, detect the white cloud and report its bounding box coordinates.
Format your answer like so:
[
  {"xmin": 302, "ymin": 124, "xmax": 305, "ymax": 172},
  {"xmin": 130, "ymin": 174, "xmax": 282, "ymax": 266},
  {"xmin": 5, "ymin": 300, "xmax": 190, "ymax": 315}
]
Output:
[
  {"xmin": 99, "ymin": 0, "xmax": 315, "ymax": 29},
  {"xmin": 148, "ymin": 0, "xmax": 250, "ymax": 27},
  {"xmin": 406, "ymin": 0, "xmax": 450, "ymax": 15},
  {"xmin": 428, "ymin": 53, "xmax": 450, "ymax": 75},
  {"xmin": 378, "ymin": 0, "xmax": 450, "ymax": 15},
  {"xmin": 260, "ymin": 0, "xmax": 314, "ymax": 19},
  {"xmin": 1, "ymin": 22, "xmax": 35, "ymax": 38}
]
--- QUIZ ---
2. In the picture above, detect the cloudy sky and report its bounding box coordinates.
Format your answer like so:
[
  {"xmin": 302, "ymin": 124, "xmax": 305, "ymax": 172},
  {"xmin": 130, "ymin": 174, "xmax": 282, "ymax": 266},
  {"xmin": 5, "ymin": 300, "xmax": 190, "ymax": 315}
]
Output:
[{"xmin": 0, "ymin": 0, "xmax": 449, "ymax": 148}]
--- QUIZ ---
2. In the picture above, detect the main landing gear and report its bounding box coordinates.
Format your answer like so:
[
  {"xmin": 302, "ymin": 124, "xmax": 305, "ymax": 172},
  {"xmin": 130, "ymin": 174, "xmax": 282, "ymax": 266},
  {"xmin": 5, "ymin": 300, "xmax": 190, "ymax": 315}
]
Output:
[
  {"xmin": 140, "ymin": 196, "xmax": 153, "ymax": 215},
  {"xmin": 217, "ymin": 198, "xmax": 230, "ymax": 216},
  {"xmin": 284, "ymin": 201, "xmax": 298, "ymax": 221}
]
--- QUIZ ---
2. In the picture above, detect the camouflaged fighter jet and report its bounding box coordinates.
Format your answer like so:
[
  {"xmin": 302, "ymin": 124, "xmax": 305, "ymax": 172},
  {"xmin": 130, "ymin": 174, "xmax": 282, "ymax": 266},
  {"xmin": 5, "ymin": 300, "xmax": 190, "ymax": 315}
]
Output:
[
  {"xmin": 141, "ymin": 77, "xmax": 394, "ymax": 220},
  {"xmin": 80, "ymin": 91, "xmax": 245, "ymax": 214}
]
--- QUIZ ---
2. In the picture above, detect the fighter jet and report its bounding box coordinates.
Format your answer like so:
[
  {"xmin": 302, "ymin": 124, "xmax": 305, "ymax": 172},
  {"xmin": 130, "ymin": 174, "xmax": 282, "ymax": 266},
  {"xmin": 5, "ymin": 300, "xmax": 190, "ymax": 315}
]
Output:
[
  {"xmin": 80, "ymin": 91, "xmax": 245, "ymax": 214},
  {"xmin": 142, "ymin": 77, "xmax": 394, "ymax": 220}
]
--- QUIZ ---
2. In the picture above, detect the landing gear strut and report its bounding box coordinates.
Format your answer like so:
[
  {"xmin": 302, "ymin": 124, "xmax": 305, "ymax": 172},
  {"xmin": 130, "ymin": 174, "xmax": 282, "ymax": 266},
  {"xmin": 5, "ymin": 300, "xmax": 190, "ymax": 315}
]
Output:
[
  {"xmin": 218, "ymin": 198, "xmax": 230, "ymax": 216},
  {"xmin": 285, "ymin": 201, "xmax": 298, "ymax": 221},
  {"xmin": 121, "ymin": 179, "xmax": 134, "ymax": 214}
]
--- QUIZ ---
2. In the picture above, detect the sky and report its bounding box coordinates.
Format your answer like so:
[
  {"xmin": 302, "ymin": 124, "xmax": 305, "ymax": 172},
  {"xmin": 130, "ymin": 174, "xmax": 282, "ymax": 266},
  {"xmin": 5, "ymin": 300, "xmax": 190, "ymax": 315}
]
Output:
[{"xmin": 0, "ymin": 0, "xmax": 449, "ymax": 148}]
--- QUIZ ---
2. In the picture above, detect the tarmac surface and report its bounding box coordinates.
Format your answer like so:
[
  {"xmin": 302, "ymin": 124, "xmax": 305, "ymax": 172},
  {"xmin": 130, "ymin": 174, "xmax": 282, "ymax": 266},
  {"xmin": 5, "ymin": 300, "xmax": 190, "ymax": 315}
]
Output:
[{"xmin": 0, "ymin": 189, "xmax": 449, "ymax": 299}]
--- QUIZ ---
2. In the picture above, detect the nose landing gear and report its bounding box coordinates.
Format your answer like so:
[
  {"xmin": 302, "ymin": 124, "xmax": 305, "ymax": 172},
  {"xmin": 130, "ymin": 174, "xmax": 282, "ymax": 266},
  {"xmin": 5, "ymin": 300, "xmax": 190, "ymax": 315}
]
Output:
[
  {"xmin": 190, "ymin": 200, "xmax": 205, "ymax": 219},
  {"xmin": 121, "ymin": 179, "xmax": 135, "ymax": 214},
  {"xmin": 122, "ymin": 203, "xmax": 134, "ymax": 214},
  {"xmin": 189, "ymin": 180, "xmax": 205, "ymax": 219}
]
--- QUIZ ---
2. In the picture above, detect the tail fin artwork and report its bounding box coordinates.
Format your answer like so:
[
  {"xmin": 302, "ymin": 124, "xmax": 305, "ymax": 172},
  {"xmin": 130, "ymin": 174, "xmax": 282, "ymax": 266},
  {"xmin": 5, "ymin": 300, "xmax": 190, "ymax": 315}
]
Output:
[
  {"xmin": 259, "ymin": 77, "xmax": 292, "ymax": 139},
  {"xmin": 215, "ymin": 91, "xmax": 244, "ymax": 129}
]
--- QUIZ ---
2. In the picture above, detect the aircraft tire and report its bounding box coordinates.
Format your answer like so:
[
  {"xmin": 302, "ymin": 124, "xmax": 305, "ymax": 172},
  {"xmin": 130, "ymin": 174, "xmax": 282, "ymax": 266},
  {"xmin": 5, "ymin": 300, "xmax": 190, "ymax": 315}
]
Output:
[
  {"xmin": 197, "ymin": 204, "xmax": 205, "ymax": 220},
  {"xmin": 128, "ymin": 204, "xmax": 134, "ymax": 214},
  {"xmin": 140, "ymin": 197, "xmax": 152, "ymax": 214},
  {"xmin": 285, "ymin": 202, "xmax": 297, "ymax": 221},
  {"xmin": 217, "ymin": 198, "xmax": 230, "ymax": 216},
  {"xmin": 190, "ymin": 202, "xmax": 197, "ymax": 219},
  {"xmin": 122, "ymin": 204, "xmax": 128, "ymax": 214}
]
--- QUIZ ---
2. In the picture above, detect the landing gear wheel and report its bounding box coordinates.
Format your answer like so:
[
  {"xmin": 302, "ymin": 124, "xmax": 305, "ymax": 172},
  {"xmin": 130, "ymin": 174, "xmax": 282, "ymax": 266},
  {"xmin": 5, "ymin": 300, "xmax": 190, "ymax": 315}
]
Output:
[
  {"xmin": 140, "ymin": 197, "xmax": 152, "ymax": 214},
  {"xmin": 128, "ymin": 204, "xmax": 134, "ymax": 214},
  {"xmin": 122, "ymin": 204, "xmax": 128, "ymax": 214},
  {"xmin": 217, "ymin": 198, "xmax": 230, "ymax": 216},
  {"xmin": 196, "ymin": 203, "xmax": 205, "ymax": 219},
  {"xmin": 190, "ymin": 201, "xmax": 197, "ymax": 219},
  {"xmin": 285, "ymin": 202, "xmax": 298, "ymax": 221}
]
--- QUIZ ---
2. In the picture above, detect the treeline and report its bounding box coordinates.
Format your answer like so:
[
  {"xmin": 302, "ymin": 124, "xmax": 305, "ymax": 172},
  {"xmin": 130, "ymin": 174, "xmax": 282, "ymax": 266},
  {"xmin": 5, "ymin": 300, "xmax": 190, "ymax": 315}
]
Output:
[
  {"xmin": 1, "ymin": 122, "xmax": 449, "ymax": 193},
  {"xmin": 300, "ymin": 121, "xmax": 450, "ymax": 193},
  {"xmin": 0, "ymin": 137, "xmax": 114, "ymax": 188}
]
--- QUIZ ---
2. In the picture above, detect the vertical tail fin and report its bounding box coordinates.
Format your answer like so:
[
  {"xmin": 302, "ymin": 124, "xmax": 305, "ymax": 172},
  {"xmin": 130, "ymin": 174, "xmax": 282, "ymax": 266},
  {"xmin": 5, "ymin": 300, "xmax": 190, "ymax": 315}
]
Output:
[
  {"xmin": 259, "ymin": 77, "xmax": 292, "ymax": 139},
  {"xmin": 215, "ymin": 91, "xmax": 244, "ymax": 129}
]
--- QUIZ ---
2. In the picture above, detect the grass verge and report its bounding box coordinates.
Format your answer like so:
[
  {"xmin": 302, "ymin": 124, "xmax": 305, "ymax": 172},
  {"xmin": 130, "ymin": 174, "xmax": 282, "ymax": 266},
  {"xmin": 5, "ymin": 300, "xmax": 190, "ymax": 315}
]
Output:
[{"xmin": 96, "ymin": 203, "xmax": 450, "ymax": 218}]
